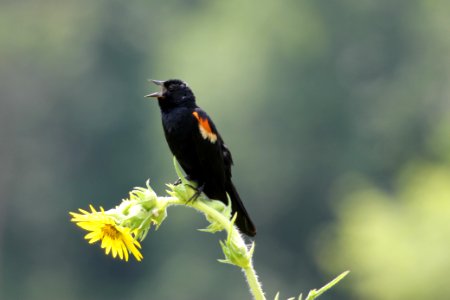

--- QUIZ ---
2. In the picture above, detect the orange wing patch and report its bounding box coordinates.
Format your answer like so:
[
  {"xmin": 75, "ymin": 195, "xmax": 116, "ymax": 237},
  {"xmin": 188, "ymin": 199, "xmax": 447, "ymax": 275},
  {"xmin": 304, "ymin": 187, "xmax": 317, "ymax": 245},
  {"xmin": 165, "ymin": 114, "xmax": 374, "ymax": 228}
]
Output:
[{"xmin": 192, "ymin": 111, "xmax": 218, "ymax": 143}]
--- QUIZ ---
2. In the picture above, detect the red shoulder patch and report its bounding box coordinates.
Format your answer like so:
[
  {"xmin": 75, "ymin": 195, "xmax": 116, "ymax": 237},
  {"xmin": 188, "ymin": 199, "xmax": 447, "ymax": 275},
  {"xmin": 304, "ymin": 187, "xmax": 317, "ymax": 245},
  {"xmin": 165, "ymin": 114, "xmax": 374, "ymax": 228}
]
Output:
[{"xmin": 192, "ymin": 111, "xmax": 217, "ymax": 143}]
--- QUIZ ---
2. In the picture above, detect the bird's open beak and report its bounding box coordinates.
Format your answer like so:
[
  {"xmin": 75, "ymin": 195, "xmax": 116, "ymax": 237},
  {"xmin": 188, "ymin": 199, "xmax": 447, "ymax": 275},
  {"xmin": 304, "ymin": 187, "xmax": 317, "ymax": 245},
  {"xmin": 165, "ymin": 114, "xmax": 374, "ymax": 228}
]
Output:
[{"xmin": 145, "ymin": 80, "xmax": 165, "ymax": 98}]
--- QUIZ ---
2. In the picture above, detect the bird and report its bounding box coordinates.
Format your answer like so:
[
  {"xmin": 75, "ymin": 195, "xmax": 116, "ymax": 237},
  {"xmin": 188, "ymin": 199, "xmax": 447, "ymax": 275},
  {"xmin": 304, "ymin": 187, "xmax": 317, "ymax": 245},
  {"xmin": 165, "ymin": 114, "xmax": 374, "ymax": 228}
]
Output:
[{"xmin": 146, "ymin": 79, "xmax": 256, "ymax": 237}]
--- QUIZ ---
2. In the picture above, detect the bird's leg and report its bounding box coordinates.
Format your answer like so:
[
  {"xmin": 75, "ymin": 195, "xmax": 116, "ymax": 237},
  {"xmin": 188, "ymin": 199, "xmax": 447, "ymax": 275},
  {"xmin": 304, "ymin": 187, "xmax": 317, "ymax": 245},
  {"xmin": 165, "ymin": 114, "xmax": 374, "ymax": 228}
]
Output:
[
  {"xmin": 172, "ymin": 175, "xmax": 203, "ymax": 202},
  {"xmin": 186, "ymin": 183, "xmax": 205, "ymax": 203}
]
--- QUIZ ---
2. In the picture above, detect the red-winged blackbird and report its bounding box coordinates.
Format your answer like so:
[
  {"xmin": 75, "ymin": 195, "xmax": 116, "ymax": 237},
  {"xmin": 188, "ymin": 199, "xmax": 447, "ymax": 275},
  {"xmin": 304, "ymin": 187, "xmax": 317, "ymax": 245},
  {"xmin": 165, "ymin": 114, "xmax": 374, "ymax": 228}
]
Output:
[{"xmin": 146, "ymin": 79, "xmax": 256, "ymax": 237}]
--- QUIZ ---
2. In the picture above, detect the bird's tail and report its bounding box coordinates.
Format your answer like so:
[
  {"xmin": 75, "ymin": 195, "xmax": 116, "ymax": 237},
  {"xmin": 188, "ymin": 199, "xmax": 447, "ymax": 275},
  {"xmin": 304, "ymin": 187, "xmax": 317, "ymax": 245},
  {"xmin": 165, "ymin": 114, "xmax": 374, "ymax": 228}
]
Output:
[{"xmin": 226, "ymin": 180, "xmax": 256, "ymax": 237}]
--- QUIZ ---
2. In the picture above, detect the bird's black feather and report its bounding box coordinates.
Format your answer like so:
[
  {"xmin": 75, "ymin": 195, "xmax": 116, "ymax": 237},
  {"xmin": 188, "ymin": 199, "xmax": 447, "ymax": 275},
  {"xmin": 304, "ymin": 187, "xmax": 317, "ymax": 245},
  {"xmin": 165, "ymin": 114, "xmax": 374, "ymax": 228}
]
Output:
[{"xmin": 150, "ymin": 79, "xmax": 256, "ymax": 236}]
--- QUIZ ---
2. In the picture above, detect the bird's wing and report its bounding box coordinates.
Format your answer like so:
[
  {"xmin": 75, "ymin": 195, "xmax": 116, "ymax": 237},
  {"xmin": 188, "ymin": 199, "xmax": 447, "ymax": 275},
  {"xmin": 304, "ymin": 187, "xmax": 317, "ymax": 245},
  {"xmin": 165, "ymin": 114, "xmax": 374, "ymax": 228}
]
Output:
[
  {"xmin": 191, "ymin": 108, "xmax": 227, "ymax": 189},
  {"xmin": 191, "ymin": 107, "xmax": 234, "ymax": 167}
]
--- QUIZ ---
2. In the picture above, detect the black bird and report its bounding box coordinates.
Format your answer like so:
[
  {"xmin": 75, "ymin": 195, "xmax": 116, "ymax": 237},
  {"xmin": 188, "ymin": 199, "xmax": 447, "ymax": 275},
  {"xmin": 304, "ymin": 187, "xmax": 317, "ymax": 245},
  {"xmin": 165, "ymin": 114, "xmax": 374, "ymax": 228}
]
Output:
[{"xmin": 146, "ymin": 79, "xmax": 256, "ymax": 237}]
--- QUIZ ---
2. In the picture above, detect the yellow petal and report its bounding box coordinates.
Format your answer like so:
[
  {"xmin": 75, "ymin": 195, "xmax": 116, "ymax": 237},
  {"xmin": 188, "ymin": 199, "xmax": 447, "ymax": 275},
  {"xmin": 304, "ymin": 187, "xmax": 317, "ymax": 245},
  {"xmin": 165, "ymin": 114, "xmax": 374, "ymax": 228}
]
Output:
[
  {"xmin": 117, "ymin": 241, "xmax": 124, "ymax": 260},
  {"xmin": 121, "ymin": 243, "xmax": 129, "ymax": 261}
]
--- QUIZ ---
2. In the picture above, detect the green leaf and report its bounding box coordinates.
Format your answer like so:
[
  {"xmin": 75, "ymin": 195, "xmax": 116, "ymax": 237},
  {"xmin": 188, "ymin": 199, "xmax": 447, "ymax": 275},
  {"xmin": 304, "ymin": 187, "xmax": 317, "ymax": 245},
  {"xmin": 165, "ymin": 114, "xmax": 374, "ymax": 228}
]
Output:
[{"xmin": 305, "ymin": 271, "xmax": 349, "ymax": 300}]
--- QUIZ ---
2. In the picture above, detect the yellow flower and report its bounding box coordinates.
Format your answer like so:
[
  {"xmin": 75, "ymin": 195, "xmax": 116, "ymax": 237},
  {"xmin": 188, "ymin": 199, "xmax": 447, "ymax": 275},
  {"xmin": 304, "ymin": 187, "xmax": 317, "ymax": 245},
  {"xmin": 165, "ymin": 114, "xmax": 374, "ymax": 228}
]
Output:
[{"xmin": 70, "ymin": 205, "xmax": 143, "ymax": 262}]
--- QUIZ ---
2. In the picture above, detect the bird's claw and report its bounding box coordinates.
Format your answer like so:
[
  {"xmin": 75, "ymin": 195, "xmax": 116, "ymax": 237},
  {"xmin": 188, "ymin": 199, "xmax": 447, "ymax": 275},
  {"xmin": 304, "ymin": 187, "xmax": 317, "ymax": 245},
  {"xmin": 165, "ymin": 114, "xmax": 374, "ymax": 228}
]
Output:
[
  {"xmin": 186, "ymin": 184, "xmax": 204, "ymax": 203},
  {"xmin": 173, "ymin": 175, "xmax": 191, "ymax": 186}
]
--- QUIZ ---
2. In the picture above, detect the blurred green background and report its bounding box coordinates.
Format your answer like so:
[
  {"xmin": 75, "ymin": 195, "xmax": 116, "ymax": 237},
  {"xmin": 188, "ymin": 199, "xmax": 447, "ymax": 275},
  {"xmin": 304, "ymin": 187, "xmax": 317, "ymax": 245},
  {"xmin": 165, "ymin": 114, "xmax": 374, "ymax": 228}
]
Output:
[{"xmin": 1, "ymin": 0, "xmax": 450, "ymax": 299}]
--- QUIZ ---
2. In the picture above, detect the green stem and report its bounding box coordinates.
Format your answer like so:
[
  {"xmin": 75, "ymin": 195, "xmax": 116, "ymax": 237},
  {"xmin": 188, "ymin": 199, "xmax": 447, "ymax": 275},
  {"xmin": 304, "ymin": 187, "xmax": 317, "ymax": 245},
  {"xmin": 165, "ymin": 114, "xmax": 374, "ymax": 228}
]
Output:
[
  {"xmin": 193, "ymin": 200, "xmax": 234, "ymax": 230},
  {"xmin": 170, "ymin": 157, "xmax": 265, "ymax": 299},
  {"xmin": 162, "ymin": 194, "xmax": 266, "ymax": 299},
  {"xmin": 162, "ymin": 196, "xmax": 181, "ymax": 206},
  {"xmin": 243, "ymin": 265, "xmax": 266, "ymax": 300},
  {"xmin": 191, "ymin": 200, "xmax": 266, "ymax": 300}
]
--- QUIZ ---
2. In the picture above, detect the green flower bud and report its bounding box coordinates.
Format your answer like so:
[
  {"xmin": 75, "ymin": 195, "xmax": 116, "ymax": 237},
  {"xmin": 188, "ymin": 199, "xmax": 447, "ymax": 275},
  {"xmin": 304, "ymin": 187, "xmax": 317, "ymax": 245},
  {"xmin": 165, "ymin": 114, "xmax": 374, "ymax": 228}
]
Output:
[{"xmin": 219, "ymin": 237, "xmax": 254, "ymax": 269}]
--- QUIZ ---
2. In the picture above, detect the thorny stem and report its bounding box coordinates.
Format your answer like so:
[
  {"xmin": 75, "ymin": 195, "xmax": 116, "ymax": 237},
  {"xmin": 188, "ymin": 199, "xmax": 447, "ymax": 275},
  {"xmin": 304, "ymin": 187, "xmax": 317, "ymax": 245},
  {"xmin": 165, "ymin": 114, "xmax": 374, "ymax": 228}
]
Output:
[
  {"xmin": 159, "ymin": 194, "xmax": 266, "ymax": 300},
  {"xmin": 192, "ymin": 200, "xmax": 265, "ymax": 300},
  {"xmin": 243, "ymin": 264, "xmax": 266, "ymax": 300}
]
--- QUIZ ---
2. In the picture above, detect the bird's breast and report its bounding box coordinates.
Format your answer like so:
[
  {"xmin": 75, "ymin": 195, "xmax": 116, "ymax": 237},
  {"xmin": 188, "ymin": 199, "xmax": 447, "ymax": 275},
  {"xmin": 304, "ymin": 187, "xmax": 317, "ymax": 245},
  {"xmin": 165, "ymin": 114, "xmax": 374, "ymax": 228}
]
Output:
[{"xmin": 161, "ymin": 109, "xmax": 196, "ymax": 147}]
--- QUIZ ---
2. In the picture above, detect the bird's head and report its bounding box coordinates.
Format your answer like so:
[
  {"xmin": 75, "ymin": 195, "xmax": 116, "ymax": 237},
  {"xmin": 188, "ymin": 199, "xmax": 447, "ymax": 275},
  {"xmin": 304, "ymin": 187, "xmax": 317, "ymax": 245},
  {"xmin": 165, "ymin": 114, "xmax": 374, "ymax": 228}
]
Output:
[{"xmin": 146, "ymin": 79, "xmax": 196, "ymax": 110}]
